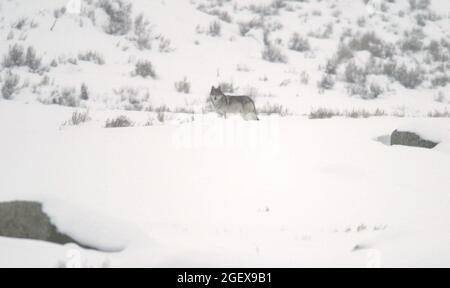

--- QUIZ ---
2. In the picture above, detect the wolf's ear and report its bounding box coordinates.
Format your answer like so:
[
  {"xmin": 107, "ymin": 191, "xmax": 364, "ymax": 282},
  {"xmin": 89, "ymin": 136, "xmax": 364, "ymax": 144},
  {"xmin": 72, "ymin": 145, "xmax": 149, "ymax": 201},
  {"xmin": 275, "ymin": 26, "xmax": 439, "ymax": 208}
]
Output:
[{"xmin": 211, "ymin": 86, "xmax": 215, "ymax": 92}]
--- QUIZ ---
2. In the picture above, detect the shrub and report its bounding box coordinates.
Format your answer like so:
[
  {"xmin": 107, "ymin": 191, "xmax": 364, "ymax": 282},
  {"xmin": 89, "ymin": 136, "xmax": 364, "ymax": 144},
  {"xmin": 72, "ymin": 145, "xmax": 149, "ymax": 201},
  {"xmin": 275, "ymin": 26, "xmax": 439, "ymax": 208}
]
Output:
[
  {"xmin": 25, "ymin": 46, "xmax": 41, "ymax": 71},
  {"xmin": 52, "ymin": 88, "xmax": 80, "ymax": 107},
  {"xmin": 78, "ymin": 51, "xmax": 105, "ymax": 65},
  {"xmin": 309, "ymin": 108, "xmax": 337, "ymax": 119},
  {"xmin": 2, "ymin": 44, "xmax": 25, "ymax": 68},
  {"xmin": 409, "ymin": 0, "xmax": 430, "ymax": 10},
  {"xmin": 400, "ymin": 33, "xmax": 423, "ymax": 52},
  {"xmin": 308, "ymin": 23, "xmax": 334, "ymax": 39},
  {"xmin": 300, "ymin": 71, "xmax": 310, "ymax": 85},
  {"xmin": 288, "ymin": 33, "xmax": 310, "ymax": 52},
  {"xmin": 262, "ymin": 43, "xmax": 287, "ymax": 63},
  {"xmin": 219, "ymin": 81, "xmax": 237, "ymax": 93},
  {"xmin": 64, "ymin": 110, "xmax": 91, "ymax": 126},
  {"xmin": 105, "ymin": 115, "xmax": 134, "ymax": 128},
  {"xmin": 98, "ymin": 0, "xmax": 132, "ymax": 35},
  {"xmin": 1, "ymin": 71, "xmax": 20, "ymax": 99},
  {"xmin": 427, "ymin": 110, "xmax": 450, "ymax": 118},
  {"xmin": 348, "ymin": 32, "xmax": 394, "ymax": 58},
  {"xmin": 157, "ymin": 110, "xmax": 165, "ymax": 123},
  {"xmin": 324, "ymin": 58, "xmax": 338, "ymax": 75},
  {"xmin": 208, "ymin": 21, "xmax": 222, "ymax": 37},
  {"xmin": 135, "ymin": 60, "xmax": 156, "ymax": 78},
  {"xmin": 427, "ymin": 40, "xmax": 448, "ymax": 62},
  {"xmin": 431, "ymin": 74, "xmax": 449, "ymax": 87},
  {"xmin": 347, "ymin": 82, "xmax": 384, "ymax": 100},
  {"xmin": 345, "ymin": 61, "xmax": 367, "ymax": 84},
  {"xmin": 394, "ymin": 65, "xmax": 423, "ymax": 88},
  {"xmin": 80, "ymin": 83, "xmax": 89, "ymax": 100},
  {"xmin": 158, "ymin": 37, "xmax": 173, "ymax": 53},
  {"xmin": 335, "ymin": 43, "xmax": 354, "ymax": 64},
  {"xmin": 174, "ymin": 78, "xmax": 191, "ymax": 94},
  {"xmin": 134, "ymin": 14, "xmax": 153, "ymax": 50},
  {"xmin": 200, "ymin": 8, "xmax": 232, "ymax": 23},
  {"xmin": 318, "ymin": 74, "xmax": 335, "ymax": 90},
  {"xmin": 51, "ymin": 7, "xmax": 66, "ymax": 31},
  {"xmin": 238, "ymin": 18, "xmax": 263, "ymax": 36},
  {"xmin": 257, "ymin": 102, "xmax": 289, "ymax": 116},
  {"xmin": 113, "ymin": 87, "xmax": 150, "ymax": 111}
]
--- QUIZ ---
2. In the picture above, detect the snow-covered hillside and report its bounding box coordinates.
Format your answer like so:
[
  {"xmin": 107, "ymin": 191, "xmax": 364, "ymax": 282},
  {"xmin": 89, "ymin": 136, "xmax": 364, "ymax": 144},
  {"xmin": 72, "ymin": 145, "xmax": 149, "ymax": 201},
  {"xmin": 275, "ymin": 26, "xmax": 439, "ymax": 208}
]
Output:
[
  {"xmin": 0, "ymin": 0, "xmax": 450, "ymax": 268},
  {"xmin": 1, "ymin": 102, "xmax": 450, "ymax": 267},
  {"xmin": 0, "ymin": 0, "xmax": 449, "ymax": 116}
]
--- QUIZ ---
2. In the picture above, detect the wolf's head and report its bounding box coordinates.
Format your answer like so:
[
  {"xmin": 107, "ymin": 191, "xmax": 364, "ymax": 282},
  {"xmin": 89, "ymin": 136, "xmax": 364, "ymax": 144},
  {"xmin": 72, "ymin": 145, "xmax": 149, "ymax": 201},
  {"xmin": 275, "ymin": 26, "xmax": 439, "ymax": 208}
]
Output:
[{"xmin": 210, "ymin": 86, "xmax": 224, "ymax": 104}]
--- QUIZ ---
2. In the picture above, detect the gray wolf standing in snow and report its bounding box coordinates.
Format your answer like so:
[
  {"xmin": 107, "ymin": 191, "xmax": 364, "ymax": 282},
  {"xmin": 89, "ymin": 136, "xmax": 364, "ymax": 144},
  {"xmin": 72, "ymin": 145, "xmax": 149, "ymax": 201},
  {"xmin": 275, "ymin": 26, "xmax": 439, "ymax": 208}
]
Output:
[{"xmin": 209, "ymin": 86, "xmax": 259, "ymax": 120}]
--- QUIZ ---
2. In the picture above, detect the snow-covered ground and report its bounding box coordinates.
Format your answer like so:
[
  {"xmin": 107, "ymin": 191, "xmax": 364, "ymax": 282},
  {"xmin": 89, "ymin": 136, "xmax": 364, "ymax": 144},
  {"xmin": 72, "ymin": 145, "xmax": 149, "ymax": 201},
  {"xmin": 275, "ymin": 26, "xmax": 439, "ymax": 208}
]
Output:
[
  {"xmin": 0, "ymin": 102, "xmax": 449, "ymax": 267},
  {"xmin": 0, "ymin": 0, "xmax": 450, "ymax": 267}
]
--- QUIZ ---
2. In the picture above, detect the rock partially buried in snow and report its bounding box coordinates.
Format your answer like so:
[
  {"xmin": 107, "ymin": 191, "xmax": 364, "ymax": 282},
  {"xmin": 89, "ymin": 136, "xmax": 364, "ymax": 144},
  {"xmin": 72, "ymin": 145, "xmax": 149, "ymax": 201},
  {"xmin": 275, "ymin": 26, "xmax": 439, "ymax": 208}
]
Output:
[
  {"xmin": 391, "ymin": 130, "xmax": 439, "ymax": 149},
  {"xmin": 0, "ymin": 201, "xmax": 88, "ymax": 248}
]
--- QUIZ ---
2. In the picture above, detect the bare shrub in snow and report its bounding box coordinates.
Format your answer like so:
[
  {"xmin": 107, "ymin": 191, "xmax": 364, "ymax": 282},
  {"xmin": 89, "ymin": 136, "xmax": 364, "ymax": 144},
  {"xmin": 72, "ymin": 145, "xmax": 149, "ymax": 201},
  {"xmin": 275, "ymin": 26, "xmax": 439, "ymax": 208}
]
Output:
[
  {"xmin": 318, "ymin": 74, "xmax": 335, "ymax": 90},
  {"xmin": 434, "ymin": 91, "xmax": 447, "ymax": 103},
  {"xmin": 80, "ymin": 83, "xmax": 89, "ymax": 100},
  {"xmin": 300, "ymin": 71, "xmax": 310, "ymax": 85},
  {"xmin": 345, "ymin": 108, "xmax": 386, "ymax": 118},
  {"xmin": 415, "ymin": 13, "xmax": 427, "ymax": 26},
  {"xmin": 78, "ymin": 51, "xmax": 105, "ymax": 65},
  {"xmin": 346, "ymin": 82, "xmax": 384, "ymax": 100},
  {"xmin": 3, "ymin": 44, "xmax": 42, "ymax": 71},
  {"xmin": 12, "ymin": 17, "xmax": 38, "ymax": 31},
  {"xmin": 63, "ymin": 110, "xmax": 91, "ymax": 126},
  {"xmin": 345, "ymin": 61, "xmax": 367, "ymax": 84},
  {"xmin": 157, "ymin": 110, "xmax": 165, "ymax": 123},
  {"xmin": 12, "ymin": 18, "xmax": 28, "ymax": 30},
  {"xmin": 325, "ymin": 58, "xmax": 339, "ymax": 75},
  {"xmin": 174, "ymin": 78, "xmax": 191, "ymax": 94},
  {"xmin": 288, "ymin": 33, "xmax": 310, "ymax": 52},
  {"xmin": 113, "ymin": 87, "xmax": 150, "ymax": 111},
  {"xmin": 348, "ymin": 32, "xmax": 394, "ymax": 58},
  {"xmin": 427, "ymin": 109, "xmax": 450, "ymax": 118},
  {"xmin": 309, "ymin": 108, "xmax": 386, "ymax": 119},
  {"xmin": 262, "ymin": 43, "xmax": 287, "ymax": 63},
  {"xmin": 158, "ymin": 36, "xmax": 173, "ymax": 53},
  {"xmin": 219, "ymin": 81, "xmax": 237, "ymax": 93},
  {"xmin": 2, "ymin": 44, "xmax": 25, "ymax": 68},
  {"xmin": 427, "ymin": 40, "xmax": 449, "ymax": 62},
  {"xmin": 98, "ymin": 0, "xmax": 132, "ymax": 35},
  {"xmin": 335, "ymin": 43, "xmax": 354, "ymax": 64},
  {"xmin": 133, "ymin": 14, "xmax": 153, "ymax": 50},
  {"xmin": 431, "ymin": 74, "xmax": 450, "ymax": 88},
  {"xmin": 51, "ymin": 88, "xmax": 80, "ymax": 107},
  {"xmin": 238, "ymin": 18, "xmax": 263, "ymax": 36},
  {"xmin": 394, "ymin": 65, "xmax": 423, "ymax": 88},
  {"xmin": 1, "ymin": 71, "xmax": 20, "ymax": 100},
  {"xmin": 257, "ymin": 102, "xmax": 289, "ymax": 116},
  {"xmin": 309, "ymin": 108, "xmax": 337, "ymax": 119},
  {"xmin": 105, "ymin": 115, "xmax": 134, "ymax": 128},
  {"xmin": 208, "ymin": 21, "xmax": 222, "ymax": 37},
  {"xmin": 249, "ymin": 3, "xmax": 279, "ymax": 17},
  {"xmin": 25, "ymin": 46, "xmax": 41, "ymax": 71},
  {"xmin": 199, "ymin": 7, "xmax": 232, "ymax": 23},
  {"xmin": 134, "ymin": 60, "xmax": 156, "ymax": 78},
  {"xmin": 51, "ymin": 7, "xmax": 66, "ymax": 31},
  {"xmin": 400, "ymin": 30, "xmax": 424, "ymax": 52},
  {"xmin": 308, "ymin": 23, "xmax": 334, "ymax": 39},
  {"xmin": 409, "ymin": 0, "xmax": 430, "ymax": 10}
]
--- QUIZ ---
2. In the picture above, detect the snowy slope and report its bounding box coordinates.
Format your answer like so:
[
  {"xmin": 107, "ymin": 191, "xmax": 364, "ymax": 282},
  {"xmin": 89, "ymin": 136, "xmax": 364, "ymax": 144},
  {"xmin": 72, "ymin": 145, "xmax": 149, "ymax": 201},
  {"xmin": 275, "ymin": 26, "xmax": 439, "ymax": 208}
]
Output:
[
  {"xmin": 1, "ymin": 102, "xmax": 450, "ymax": 267},
  {"xmin": 0, "ymin": 0, "xmax": 449, "ymax": 115}
]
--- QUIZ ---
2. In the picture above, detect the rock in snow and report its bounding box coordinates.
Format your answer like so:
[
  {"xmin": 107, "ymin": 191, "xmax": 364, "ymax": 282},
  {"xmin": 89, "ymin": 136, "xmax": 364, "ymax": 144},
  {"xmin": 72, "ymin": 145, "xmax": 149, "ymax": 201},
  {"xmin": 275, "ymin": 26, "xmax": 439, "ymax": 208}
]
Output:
[
  {"xmin": 0, "ymin": 201, "xmax": 87, "ymax": 248},
  {"xmin": 391, "ymin": 130, "xmax": 439, "ymax": 149}
]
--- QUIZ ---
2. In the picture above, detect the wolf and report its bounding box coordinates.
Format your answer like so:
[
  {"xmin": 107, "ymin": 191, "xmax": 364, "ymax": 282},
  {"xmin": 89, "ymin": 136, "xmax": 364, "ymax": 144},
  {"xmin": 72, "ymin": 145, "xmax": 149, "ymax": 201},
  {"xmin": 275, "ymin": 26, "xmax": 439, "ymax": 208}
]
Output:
[{"xmin": 209, "ymin": 86, "xmax": 259, "ymax": 120}]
